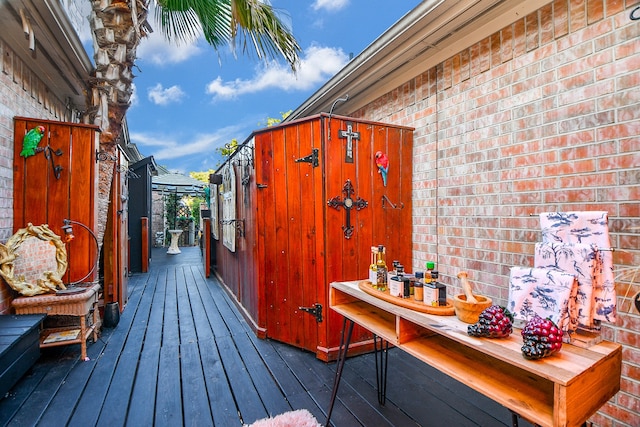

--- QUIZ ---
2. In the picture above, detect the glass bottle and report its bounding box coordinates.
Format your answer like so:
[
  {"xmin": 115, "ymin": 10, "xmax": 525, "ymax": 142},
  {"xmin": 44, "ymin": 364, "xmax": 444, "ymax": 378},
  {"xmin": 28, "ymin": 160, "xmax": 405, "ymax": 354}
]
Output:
[
  {"xmin": 414, "ymin": 271, "xmax": 424, "ymax": 301},
  {"xmin": 369, "ymin": 247, "xmax": 378, "ymax": 285},
  {"xmin": 375, "ymin": 245, "xmax": 388, "ymax": 291}
]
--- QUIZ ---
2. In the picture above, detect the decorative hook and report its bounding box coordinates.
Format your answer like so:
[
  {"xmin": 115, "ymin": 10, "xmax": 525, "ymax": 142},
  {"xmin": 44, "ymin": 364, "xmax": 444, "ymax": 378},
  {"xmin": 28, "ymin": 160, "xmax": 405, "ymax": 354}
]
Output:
[
  {"xmin": 381, "ymin": 195, "xmax": 404, "ymax": 209},
  {"xmin": 43, "ymin": 146, "xmax": 64, "ymax": 179},
  {"xmin": 96, "ymin": 150, "xmax": 117, "ymax": 162}
]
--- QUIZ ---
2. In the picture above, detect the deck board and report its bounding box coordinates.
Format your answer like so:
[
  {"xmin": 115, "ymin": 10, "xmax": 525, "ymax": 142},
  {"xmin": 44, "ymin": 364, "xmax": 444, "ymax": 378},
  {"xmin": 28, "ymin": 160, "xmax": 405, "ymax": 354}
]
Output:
[{"xmin": 0, "ymin": 247, "xmax": 534, "ymax": 427}]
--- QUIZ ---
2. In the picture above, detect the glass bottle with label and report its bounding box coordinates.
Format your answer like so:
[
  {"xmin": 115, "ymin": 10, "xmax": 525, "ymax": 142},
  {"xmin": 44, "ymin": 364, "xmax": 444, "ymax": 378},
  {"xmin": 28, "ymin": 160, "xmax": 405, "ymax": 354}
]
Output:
[
  {"xmin": 369, "ymin": 247, "xmax": 378, "ymax": 285},
  {"xmin": 375, "ymin": 245, "xmax": 388, "ymax": 292}
]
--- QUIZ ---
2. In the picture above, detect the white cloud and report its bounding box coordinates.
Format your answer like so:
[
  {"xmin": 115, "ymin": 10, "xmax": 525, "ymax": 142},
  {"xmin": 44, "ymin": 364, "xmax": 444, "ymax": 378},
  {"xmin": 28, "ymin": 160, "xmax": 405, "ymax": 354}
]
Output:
[
  {"xmin": 205, "ymin": 45, "xmax": 348, "ymax": 100},
  {"xmin": 147, "ymin": 83, "xmax": 186, "ymax": 105},
  {"xmin": 312, "ymin": 0, "xmax": 349, "ymax": 11},
  {"xmin": 129, "ymin": 122, "xmax": 247, "ymax": 162}
]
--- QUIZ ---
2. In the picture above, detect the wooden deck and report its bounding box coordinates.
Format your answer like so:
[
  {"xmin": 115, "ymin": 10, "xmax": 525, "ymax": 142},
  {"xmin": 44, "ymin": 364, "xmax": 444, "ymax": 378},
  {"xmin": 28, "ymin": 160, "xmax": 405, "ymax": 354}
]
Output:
[{"xmin": 0, "ymin": 247, "xmax": 533, "ymax": 427}]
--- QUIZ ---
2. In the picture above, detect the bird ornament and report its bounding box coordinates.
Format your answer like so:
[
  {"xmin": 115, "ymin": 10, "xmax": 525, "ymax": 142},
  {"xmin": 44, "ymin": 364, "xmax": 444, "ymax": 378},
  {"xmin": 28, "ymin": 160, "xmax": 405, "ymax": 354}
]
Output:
[
  {"xmin": 375, "ymin": 151, "xmax": 389, "ymax": 186},
  {"xmin": 20, "ymin": 126, "xmax": 45, "ymax": 157}
]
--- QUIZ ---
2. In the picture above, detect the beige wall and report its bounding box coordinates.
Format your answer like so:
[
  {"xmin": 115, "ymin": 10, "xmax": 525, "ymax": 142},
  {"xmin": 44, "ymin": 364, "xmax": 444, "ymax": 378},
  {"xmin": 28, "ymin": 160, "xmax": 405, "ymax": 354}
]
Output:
[{"xmin": 351, "ymin": 1, "xmax": 639, "ymax": 425}]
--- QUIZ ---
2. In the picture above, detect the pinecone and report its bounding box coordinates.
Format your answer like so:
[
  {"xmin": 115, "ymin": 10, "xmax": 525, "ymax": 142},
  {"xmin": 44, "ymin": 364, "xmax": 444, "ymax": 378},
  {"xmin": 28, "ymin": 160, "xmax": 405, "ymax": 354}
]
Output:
[
  {"xmin": 467, "ymin": 305, "xmax": 513, "ymax": 338},
  {"xmin": 521, "ymin": 315, "xmax": 563, "ymax": 360}
]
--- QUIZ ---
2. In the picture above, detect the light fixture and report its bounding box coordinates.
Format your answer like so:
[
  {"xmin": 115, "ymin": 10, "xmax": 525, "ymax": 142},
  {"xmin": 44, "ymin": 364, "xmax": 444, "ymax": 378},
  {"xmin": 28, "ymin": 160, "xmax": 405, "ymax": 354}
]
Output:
[{"xmin": 62, "ymin": 219, "xmax": 99, "ymax": 286}]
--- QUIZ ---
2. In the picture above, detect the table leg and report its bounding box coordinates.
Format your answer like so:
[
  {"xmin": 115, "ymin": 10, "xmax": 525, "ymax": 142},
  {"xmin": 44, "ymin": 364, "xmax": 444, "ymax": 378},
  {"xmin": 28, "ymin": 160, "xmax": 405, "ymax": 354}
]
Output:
[
  {"xmin": 374, "ymin": 334, "xmax": 389, "ymax": 405},
  {"xmin": 326, "ymin": 317, "xmax": 354, "ymax": 427},
  {"xmin": 92, "ymin": 301, "xmax": 100, "ymax": 342},
  {"xmin": 80, "ymin": 314, "xmax": 87, "ymax": 360}
]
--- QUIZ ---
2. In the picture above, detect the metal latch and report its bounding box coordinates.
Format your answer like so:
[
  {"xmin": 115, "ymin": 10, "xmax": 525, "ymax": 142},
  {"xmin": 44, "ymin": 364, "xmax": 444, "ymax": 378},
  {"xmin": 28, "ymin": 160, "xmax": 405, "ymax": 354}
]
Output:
[
  {"xmin": 294, "ymin": 148, "xmax": 319, "ymax": 167},
  {"xmin": 299, "ymin": 303, "xmax": 323, "ymax": 322}
]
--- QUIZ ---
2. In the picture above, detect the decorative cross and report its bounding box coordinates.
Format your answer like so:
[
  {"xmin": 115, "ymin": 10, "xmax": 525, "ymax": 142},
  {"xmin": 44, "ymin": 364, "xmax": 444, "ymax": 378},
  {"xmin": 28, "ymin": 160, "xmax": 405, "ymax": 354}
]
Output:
[
  {"xmin": 327, "ymin": 179, "xmax": 368, "ymax": 239},
  {"xmin": 338, "ymin": 122, "xmax": 360, "ymax": 163}
]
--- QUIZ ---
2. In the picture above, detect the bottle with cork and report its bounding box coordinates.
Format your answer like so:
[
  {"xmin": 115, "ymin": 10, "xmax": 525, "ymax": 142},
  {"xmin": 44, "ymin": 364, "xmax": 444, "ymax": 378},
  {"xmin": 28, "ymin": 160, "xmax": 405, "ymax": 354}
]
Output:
[
  {"xmin": 375, "ymin": 245, "xmax": 388, "ymax": 292},
  {"xmin": 369, "ymin": 247, "xmax": 378, "ymax": 285}
]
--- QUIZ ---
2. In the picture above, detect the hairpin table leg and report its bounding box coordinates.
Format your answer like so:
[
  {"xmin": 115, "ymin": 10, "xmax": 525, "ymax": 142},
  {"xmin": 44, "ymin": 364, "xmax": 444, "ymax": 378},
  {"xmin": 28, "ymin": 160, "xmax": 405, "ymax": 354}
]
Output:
[
  {"xmin": 326, "ymin": 317, "xmax": 354, "ymax": 427},
  {"xmin": 374, "ymin": 334, "xmax": 389, "ymax": 405}
]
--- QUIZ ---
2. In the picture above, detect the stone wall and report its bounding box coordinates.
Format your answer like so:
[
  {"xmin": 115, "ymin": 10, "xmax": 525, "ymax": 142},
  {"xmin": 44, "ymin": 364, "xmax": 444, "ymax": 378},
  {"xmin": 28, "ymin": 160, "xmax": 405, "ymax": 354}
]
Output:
[{"xmin": 351, "ymin": 1, "xmax": 639, "ymax": 425}]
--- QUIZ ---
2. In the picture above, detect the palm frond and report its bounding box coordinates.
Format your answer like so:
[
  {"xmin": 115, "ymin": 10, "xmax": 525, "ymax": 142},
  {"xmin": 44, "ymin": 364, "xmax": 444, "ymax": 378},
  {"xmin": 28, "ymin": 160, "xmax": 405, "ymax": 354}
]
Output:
[
  {"xmin": 154, "ymin": 0, "xmax": 300, "ymax": 70},
  {"xmin": 230, "ymin": 0, "xmax": 300, "ymax": 71}
]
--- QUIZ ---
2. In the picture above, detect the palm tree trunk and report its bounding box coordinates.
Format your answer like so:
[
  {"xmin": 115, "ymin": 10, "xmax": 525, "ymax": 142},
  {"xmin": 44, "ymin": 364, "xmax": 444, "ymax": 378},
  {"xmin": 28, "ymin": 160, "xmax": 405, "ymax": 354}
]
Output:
[{"xmin": 87, "ymin": 0, "xmax": 150, "ymax": 247}]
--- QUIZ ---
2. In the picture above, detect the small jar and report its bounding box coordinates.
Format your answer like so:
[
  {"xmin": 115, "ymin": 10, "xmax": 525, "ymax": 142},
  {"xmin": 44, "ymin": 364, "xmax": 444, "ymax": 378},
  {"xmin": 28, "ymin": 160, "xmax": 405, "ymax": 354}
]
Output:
[{"xmin": 413, "ymin": 271, "xmax": 424, "ymax": 301}]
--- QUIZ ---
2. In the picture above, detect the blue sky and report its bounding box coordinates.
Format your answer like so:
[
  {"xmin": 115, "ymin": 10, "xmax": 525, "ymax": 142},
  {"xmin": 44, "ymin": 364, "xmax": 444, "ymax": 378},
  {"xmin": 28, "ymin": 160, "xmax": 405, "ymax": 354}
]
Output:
[{"xmin": 124, "ymin": 0, "xmax": 419, "ymax": 173}]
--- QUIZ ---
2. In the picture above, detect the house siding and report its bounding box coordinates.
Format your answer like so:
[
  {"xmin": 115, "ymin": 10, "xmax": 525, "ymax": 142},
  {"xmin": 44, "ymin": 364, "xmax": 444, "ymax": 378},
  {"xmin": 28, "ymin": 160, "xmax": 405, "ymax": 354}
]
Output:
[
  {"xmin": 0, "ymin": 38, "xmax": 77, "ymax": 313},
  {"xmin": 351, "ymin": 1, "xmax": 639, "ymax": 425}
]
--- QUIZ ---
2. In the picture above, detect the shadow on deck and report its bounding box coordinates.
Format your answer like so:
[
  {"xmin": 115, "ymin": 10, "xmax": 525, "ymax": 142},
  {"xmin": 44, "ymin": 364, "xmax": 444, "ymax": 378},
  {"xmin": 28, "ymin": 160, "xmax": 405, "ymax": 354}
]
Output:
[{"xmin": 0, "ymin": 247, "xmax": 531, "ymax": 427}]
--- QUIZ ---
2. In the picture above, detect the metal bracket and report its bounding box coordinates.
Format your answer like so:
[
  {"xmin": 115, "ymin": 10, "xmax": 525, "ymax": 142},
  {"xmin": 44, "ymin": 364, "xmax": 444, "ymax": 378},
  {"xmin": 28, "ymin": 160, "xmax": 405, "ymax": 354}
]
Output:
[
  {"xmin": 41, "ymin": 145, "xmax": 63, "ymax": 179},
  {"xmin": 382, "ymin": 194, "xmax": 404, "ymax": 209},
  {"xmin": 299, "ymin": 303, "xmax": 323, "ymax": 322},
  {"xmin": 294, "ymin": 148, "xmax": 319, "ymax": 167}
]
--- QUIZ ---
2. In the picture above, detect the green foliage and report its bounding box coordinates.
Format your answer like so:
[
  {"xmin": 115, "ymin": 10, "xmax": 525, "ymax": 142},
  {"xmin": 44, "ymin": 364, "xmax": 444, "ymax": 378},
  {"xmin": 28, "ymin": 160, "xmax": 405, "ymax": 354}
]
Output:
[
  {"xmin": 190, "ymin": 170, "xmax": 215, "ymax": 183},
  {"xmin": 165, "ymin": 192, "xmax": 180, "ymax": 229},
  {"xmin": 154, "ymin": 0, "xmax": 301, "ymax": 71},
  {"xmin": 216, "ymin": 138, "xmax": 238, "ymax": 159},
  {"xmin": 260, "ymin": 110, "xmax": 292, "ymax": 127}
]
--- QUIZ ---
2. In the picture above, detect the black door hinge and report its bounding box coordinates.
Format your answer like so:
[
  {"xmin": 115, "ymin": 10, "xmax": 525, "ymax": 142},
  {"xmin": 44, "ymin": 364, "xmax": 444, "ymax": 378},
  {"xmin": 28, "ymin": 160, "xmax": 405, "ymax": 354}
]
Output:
[
  {"xmin": 299, "ymin": 303, "xmax": 323, "ymax": 322},
  {"xmin": 294, "ymin": 148, "xmax": 319, "ymax": 167}
]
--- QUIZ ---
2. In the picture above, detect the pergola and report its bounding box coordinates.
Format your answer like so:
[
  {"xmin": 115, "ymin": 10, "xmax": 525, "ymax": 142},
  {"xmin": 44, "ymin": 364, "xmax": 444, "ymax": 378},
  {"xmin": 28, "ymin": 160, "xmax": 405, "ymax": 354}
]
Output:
[
  {"xmin": 152, "ymin": 172, "xmax": 206, "ymax": 196},
  {"xmin": 152, "ymin": 172, "xmax": 206, "ymax": 247}
]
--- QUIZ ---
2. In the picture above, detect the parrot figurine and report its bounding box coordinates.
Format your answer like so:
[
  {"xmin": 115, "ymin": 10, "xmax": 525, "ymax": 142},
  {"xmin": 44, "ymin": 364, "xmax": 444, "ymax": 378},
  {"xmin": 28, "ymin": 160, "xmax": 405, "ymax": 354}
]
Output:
[
  {"xmin": 375, "ymin": 151, "xmax": 389, "ymax": 186},
  {"xmin": 20, "ymin": 126, "xmax": 45, "ymax": 158}
]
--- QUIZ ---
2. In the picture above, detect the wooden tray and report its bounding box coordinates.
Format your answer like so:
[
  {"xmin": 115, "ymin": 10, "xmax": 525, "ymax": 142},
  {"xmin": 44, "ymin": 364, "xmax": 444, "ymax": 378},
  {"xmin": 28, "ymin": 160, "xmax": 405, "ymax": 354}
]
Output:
[{"xmin": 358, "ymin": 281, "xmax": 455, "ymax": 316}]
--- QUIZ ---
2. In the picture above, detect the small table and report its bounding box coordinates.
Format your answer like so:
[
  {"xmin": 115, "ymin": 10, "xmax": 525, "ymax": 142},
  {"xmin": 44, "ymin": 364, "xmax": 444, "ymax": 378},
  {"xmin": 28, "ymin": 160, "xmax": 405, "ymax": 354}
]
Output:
[
  {"xmin": 167, "ymin": 229, "xmax": 183, "ymax": 254},
  {"xmin": 12, "ymin": 284, "xmax": 101, "ymax": 361},
  {"xmin": 328, "ymin": 280, "xmax": 622, "ymax": 427}
]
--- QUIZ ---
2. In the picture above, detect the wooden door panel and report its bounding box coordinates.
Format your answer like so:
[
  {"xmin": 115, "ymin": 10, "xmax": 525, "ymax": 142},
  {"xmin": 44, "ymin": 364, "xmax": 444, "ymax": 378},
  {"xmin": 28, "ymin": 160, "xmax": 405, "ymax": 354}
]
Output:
[
  {"xmin": 263, "ymin": 120, "xmax": 320, "ymax": 353},
  {"xmin": 13, "ymin": 117, "xmax": 99, "ymax": 287},
  {"xmin": 14, "ymin": 119, "xmax": 50, "ymax": 228},
  {"xmin": 256, "ymin": 132, "xmax": 275, "ymax": 331},
  {"xmin": 283, "ymin": 122, "xmax": 305, "ymax": 348}
]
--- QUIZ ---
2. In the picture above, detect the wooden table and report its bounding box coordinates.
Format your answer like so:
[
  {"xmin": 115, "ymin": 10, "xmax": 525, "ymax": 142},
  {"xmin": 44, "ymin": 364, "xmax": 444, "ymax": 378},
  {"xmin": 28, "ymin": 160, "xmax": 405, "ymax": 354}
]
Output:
[
  {"xmin": 12, "ymin": 284, "xmax": 101, "ymax": 361},
  {"xmin": 328, "ymin": 280, "xmax": 622, "ymax": 427}
]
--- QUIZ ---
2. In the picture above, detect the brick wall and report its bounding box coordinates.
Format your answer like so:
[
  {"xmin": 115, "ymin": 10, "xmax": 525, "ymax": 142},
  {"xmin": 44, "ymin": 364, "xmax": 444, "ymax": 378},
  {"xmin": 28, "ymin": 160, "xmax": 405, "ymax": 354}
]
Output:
[
  {"xmin": 0, "ymin": 38, "xmax": 71, "ymax": 313},
  {"xmin": 352, "ymin": 1, "xmax": 640, "ymax": 425}
]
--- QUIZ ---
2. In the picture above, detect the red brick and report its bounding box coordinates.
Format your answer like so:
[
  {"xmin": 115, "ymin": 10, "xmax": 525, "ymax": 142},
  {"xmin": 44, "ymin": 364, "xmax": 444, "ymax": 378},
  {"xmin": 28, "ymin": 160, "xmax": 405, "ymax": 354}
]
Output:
[
  {"xmin": 512, "ymin": 18, "xmax": 526, "ymax": 57},
  {"xmin": 587, "ymin": 0, "xmax": 605, "ymax": 23},
  {"xmin": 604, "ymin": 0, "xmax": 624, "ymax": 16},
  {"xmin": 539, "ymin": 4, "xmax": 554, "ymax": 45},
  {"xmin": 525, "ymin": 12, "xmax": 540, "ymax": 52},
  {"xmin": 553, "ymin": 0, "xmax": 569, "ymax": 38},
  {"xmin": 570, "ymin": 0, "xmax": 587, "ymax": 31}
]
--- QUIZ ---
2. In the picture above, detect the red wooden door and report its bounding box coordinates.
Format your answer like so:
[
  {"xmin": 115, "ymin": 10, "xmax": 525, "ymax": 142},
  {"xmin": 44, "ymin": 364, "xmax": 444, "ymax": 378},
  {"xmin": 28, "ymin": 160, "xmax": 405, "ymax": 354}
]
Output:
[
  {"xmin": 321, "ymin": 115, "xmax": 413, "ymax": 355},
  {"xmin": 13, "ymin": 117, "xmax": 99, "ymax": 285},
  {"xmin": 260, "ymin": 118, "xmax": 323, "ymax": 352}
]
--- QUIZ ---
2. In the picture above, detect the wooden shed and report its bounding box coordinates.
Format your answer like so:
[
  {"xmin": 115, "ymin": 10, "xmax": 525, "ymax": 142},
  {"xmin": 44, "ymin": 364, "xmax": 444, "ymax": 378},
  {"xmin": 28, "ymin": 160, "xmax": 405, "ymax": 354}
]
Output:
[{"xmin": 212, "ymin": 114, "xmax": 413, "ymax": 361}]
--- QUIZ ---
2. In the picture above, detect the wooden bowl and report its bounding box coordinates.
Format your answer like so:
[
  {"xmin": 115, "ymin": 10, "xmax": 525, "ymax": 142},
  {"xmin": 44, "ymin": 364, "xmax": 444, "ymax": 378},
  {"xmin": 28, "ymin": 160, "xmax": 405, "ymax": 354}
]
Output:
[{"xmin": 453, "ymin": 294, "xmax": 493, "ymax": 323}]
